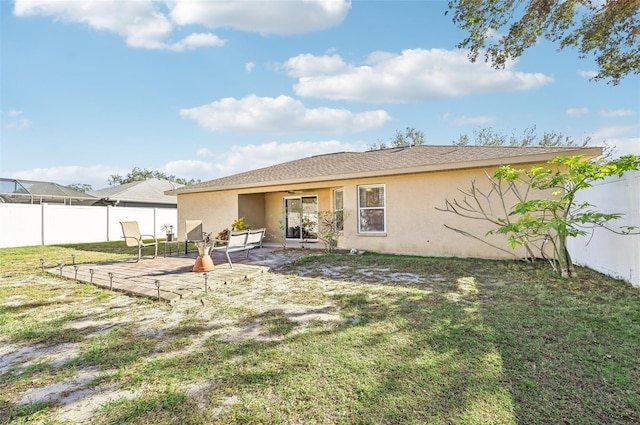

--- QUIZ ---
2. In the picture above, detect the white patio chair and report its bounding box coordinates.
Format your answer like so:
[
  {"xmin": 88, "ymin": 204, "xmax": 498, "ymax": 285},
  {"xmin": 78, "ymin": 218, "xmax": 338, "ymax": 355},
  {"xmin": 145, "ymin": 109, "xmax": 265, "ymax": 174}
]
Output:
[{"xmin": 120, "ymin": 221, "xmax": 158, "ymax": 261}]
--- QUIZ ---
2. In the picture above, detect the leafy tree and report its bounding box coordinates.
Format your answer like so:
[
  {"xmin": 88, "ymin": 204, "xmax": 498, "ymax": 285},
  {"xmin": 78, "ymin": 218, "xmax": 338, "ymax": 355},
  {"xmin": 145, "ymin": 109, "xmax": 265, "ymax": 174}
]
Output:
[
  {"xmin": 66, "ymin": 183, "xmax": 93, "ymax": 193},
  {"xmin": 440, "ymin": 154, "xmax": 640, "ymax": 278},
  {"xmin": 447, "ymin": 0, "xmax": 640, "ymax": 84},
  {"xmin": 453, "ymin": 126, "xmax": 589, "ymax": 147},
  {"xmin": 368, "ymin": 127, "xmax": 425, "ymax": 151},
  {"xmin": 108, "ymin": 166, "xmax": 200, "ymax": 186}
]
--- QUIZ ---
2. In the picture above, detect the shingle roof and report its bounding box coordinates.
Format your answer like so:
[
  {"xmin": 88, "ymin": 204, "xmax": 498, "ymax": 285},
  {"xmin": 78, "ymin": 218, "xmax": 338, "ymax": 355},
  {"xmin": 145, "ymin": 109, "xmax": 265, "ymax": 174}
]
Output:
[
  {"xmin": 172, "ymin": 145, "xmax": 602, "ymax": 194},
  {"xmin": 90, "ymin": 178, "xmax": 183, "ymax": 204}
]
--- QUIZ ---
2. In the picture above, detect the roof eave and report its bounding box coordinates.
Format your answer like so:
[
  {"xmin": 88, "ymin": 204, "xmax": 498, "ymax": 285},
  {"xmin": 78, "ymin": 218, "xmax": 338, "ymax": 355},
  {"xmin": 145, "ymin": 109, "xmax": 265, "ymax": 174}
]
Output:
[{"xmin": 169, "ymin": 146, "xmax": 603, "ymax": 195}]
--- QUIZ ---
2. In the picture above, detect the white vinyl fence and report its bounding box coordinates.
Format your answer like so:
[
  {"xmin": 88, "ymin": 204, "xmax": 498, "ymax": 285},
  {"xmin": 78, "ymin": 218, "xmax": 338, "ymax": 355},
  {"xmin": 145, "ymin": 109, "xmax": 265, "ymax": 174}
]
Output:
[
  {"xmin": 568, "ymin": 170, "xmax": 640, "ymax": 287},
  {"xmin": 0, "ymin": 204, "xmax": 177, "ymax": 248}
]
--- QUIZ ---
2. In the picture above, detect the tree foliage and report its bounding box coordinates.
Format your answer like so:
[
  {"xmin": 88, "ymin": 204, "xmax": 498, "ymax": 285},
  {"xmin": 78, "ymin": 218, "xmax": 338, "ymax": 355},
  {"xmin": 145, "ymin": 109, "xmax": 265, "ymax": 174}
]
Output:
[
  {"xmin": 453, "ymin": 126, "xmax": 589, "ymax": 147},
  {"xmin": 66, "ymin": 183, "xmax": 93, "ymax": 193},
  {"xmin": 368, "ymin": 127, "xmax": 425, "ymax": 151},
  {"xmin": 440, "ymin": 154, "xmax": 640, "ymax": 278},
  {"xmin": 108, "ymin": 167, "xmax": 200, "ymax": 186},
  {"xmin": 447, "ymin": 0, "xmax": 640, "ymax": 84}
]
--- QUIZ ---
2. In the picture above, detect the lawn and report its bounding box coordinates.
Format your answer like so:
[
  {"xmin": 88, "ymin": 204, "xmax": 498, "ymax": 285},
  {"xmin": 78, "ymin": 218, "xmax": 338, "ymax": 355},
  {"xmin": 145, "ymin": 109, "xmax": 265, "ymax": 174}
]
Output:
[{"xmin": 0, "ymin": 243, "xmax": 639, "ymax": 424}]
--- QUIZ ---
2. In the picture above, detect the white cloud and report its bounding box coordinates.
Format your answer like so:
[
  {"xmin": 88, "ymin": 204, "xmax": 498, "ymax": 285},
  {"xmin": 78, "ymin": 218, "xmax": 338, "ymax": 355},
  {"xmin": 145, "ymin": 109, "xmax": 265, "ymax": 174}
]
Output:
[
  {"xmin": 6, "ymin": 140, "xmax": 367, "ymax": 190},
  {"xmin": 586, "ymin": 124, "xmax": 640, "ymax": 156},
  {"xmin": 284, "ymin": 53, "xmax": 348, "ymax": 78},
  {"xmin": 196, "ymin": 148, "xmax": 214, "ymax": 157},
  {"xmin": 2, "ymin": 109, "xmax": 31, "ymax": 129},
  {"xmin": 13, "ymin": 0, "xmax": 223, "ymax": 51},
  {"xmin": 169, "ymin": 0, "xmax": 351, "ymax": 35},
  {"xmin": 15, "ymin": 0, "xmax": 166, "ymax": 49},
  {"xmin": 5, "ymin": 110, "xmax": 24, "ymax": 118},
  {"xmin": 5, "ymin": 165, "xmax": 123, "ymax": 190},
  {"xmin": 578, "ymin": 69, "xmax": 598, "ymax": 79},
  {"xmin": 598, "ymin": 109, "xmax": 635, "ymax": 118},
  {"xmin": 179, "ymin": 95, "xmax": 391, "ymax": 134},
  {"xmin": 5, "ymin": 118, "xmax": 31, "ymax": 130},
  {"xmin": 166, "ymin": 140, "xmax": 366, "ymax": 183},
  {"xmin": 364, "ymin": 51, "xmax": 397, "ymax": 66},
  {"xmin": 588, "ymin": 123, "xmax": 640, "ymax": 141},
  {"xmin": 446, "ymin": 115, "xmax": 496, "ymax": 127},
  {"xmin": 168, "ymin": 33, "xmax": 225, "ymax": 51},
  {"xmin": 287, "ymin": 49, "xmax": 553, "ymax": 103},
  {"xmin": 566, "ymin": 107, "xmax": 589, "ymax": 118},
  {"xmin": 485, "ymin": 28, "xmax": 504, "ymax": 43},
  {"xmin": 605, "ymin": 137, "xmax": 640, "ymax": 156},
  {"xmin": 245, "ymin": 62, "xmax": 256, "ymax": 73},
  {"xmin": 13, "ymin": 0, "xmax": 350, "ymax": 49},
  {"xmin": 163, "ymin": 159, "xmax": 228, "ymax": 180}
]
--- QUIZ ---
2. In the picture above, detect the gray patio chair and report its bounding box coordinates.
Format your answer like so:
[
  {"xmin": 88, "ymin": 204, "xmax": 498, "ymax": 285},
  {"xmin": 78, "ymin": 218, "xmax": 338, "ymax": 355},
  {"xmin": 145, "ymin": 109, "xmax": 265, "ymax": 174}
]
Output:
[
  {"xmin": 120, "ymin": 221, "xmax": 158, "ymax": 261},
  {"xmin": 185, "ymin": 219, "xmax": 205, "ymax": 254}
]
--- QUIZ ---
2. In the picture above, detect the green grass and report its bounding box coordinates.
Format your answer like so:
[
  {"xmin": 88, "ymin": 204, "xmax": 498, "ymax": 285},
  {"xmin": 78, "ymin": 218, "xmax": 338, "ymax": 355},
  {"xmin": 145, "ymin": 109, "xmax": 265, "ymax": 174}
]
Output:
[
  {"xmin": 0, "ymin": 243, "xmax": 639, "ymax": 424},
  {"xmin": 0, "ymin": 241, "xmax": 137, "ymax": 279}
]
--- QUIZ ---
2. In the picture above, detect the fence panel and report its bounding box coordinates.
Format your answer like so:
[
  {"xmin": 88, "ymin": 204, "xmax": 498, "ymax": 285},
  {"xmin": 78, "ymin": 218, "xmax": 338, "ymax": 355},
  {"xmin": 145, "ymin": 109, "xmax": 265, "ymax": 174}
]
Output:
[
  {"xmin": 155, "ymin": 209, "xmax": 178, "ymax": 238},
  {"xmin": 0, "ymin": 204, "xmax": 176, "ymax": 248},
  {"xmin": 0, "ymin": 204, "xmax": 42, "ymax": 248},
  {"xmin": 108, "ymin": 207, "xmax": 156, "ymax": 242},
  {"xmin": 569, "ymin": 171, "xmax": 640, "ymax": 287},
  {"xmin": 43, "ymin": 204, "xmax": 107, "ymax": 245}
]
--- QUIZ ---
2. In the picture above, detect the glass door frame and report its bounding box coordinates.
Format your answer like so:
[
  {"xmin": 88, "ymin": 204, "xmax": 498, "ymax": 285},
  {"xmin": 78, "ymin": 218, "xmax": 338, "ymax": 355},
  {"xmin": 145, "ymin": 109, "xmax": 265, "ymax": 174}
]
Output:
[{"xmin": 283, "ymin": 195, "xmax": 319, "ymax": 240}]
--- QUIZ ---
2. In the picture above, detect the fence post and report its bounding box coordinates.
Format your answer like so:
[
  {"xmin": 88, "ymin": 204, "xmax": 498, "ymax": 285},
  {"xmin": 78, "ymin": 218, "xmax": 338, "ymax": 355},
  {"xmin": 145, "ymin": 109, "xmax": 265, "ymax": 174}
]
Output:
[
  {"xmin": 41, "ymin": 203, "xmax": 46, "ymax": 246},
  {"xmin": 154, "ymin": 207, "xmax": 159, "ymax": 238}
]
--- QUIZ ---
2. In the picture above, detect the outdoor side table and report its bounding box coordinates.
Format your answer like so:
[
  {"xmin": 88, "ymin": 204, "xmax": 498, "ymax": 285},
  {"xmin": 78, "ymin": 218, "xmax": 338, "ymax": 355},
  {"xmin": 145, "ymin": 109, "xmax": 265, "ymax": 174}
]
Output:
[{"xmin": 164, "ymin": 241, "xmax": 182, "ymax": 257}]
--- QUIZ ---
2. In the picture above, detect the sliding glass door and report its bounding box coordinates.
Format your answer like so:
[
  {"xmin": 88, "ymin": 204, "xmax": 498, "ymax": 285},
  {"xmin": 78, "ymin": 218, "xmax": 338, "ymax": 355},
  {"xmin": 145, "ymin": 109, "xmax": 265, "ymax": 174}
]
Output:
[{"xmin": 284, "ymin": 196, "xmax": 318, "ymax": 240}]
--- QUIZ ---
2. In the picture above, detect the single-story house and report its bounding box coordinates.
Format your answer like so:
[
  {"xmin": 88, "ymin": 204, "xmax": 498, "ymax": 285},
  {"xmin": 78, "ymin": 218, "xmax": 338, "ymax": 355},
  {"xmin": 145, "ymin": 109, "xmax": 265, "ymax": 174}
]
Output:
[
  {"xmin": 90, "ymin": 178, "xmax": 183, "ymax": 208},
  {"xmin": 167, "ymin": 145, "xmax": 602, "ymax": 259}
]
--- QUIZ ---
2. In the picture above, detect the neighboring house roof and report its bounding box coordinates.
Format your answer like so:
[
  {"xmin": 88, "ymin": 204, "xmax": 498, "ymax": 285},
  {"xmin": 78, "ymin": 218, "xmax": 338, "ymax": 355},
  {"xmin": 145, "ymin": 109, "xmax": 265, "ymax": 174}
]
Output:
[
  {"xmin": 170, "ymin": 145, "xmax": 603, "ymax": 195},
  {"xmin": 0, "ymin": 177, "xmax": 97, "ymax": 204},
  {"xmin": 90, "ymin": 178, "xmax": 183, "ymax": 205}
]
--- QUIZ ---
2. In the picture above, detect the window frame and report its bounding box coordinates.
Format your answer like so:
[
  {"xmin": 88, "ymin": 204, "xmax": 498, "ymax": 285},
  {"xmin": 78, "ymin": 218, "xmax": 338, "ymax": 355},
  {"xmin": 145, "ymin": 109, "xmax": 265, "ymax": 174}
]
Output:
[
  {"xmin": 357, "ymin": 184, "xmax": 386, "ymax": 234},
  {"xmin": 283, "ymin": 195, "xmax": 319, "ymax": 240},
  {"xmin": 333, "ymin": 188, "xmax": 344, "ymax": 233}
]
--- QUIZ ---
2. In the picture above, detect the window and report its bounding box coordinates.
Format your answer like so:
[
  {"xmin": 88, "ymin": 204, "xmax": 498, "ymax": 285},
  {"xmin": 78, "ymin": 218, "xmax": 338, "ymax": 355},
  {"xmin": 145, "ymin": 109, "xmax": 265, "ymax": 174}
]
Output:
[
  {"xmin": 358, "ymin": 185, "xmax": 385, "ymax": 233},
  {"xmin": 334, "ymin": 189, "xmax": 344, "ymax": 232}
]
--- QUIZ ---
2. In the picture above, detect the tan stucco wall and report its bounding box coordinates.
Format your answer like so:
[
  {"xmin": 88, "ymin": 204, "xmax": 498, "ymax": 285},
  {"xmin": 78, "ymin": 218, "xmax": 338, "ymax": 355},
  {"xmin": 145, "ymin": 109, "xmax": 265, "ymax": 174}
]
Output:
[
  {"xmin": 177, "ymin": 191, "xmax": 239, "ymax": 240},
  {"xmin": 238, "ymin": 193, "xmax": 266, "ymax": 229},
  {"xmin": 177, "ymin": 166, "xmax": 543, "ymax": 260},
  {"xmin": 336, "ymin": 169, "xmax": 524, "ymax": 259}
]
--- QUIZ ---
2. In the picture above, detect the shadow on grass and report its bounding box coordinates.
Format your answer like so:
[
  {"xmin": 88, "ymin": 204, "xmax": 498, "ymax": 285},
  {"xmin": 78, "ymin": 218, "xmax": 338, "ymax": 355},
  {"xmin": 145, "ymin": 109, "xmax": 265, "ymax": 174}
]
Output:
[
  {"xmin": 49, "ymin": 242, "xmax": 139, "ymax": 255},
  {"xmin": 2, "ymin": 251, "xmax": 638, "ymax": 424},
  {"xmin": 0, "ymin": 400, "xmax": 57, "ymax": 424},
  {"xmin": 91, "ymin": 284, "xmax": 515, "ymax": 423}
]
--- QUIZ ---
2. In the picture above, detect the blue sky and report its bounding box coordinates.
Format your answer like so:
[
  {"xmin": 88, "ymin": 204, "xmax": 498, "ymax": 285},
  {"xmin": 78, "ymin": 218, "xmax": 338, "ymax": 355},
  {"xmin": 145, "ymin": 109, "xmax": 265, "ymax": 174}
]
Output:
[{"xmin": 1, "ymin": 0, "xmax": 638, "ymax": 190}]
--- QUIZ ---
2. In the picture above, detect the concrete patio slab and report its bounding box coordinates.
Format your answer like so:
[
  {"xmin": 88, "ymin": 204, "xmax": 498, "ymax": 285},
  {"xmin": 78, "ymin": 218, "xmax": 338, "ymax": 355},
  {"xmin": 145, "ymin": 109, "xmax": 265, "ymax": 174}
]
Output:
[{"xmin": 46, "ymin": 246, "xmax": 309, "ymax": 303}]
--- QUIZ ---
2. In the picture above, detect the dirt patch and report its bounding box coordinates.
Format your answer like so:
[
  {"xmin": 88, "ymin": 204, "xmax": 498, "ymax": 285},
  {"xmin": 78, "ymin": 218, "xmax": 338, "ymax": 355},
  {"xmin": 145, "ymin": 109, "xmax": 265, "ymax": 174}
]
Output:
[{"xmin": 1, "ymin": 255, "xmax": 436, "ymax": 423}]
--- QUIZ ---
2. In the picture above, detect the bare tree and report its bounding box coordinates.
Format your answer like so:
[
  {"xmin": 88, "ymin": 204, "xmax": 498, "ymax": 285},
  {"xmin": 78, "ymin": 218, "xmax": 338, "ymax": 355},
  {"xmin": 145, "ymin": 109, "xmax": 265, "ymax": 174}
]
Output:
[{"xmin": 439, "ymin": 154, "xmax": 640, "ymax": 277}]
